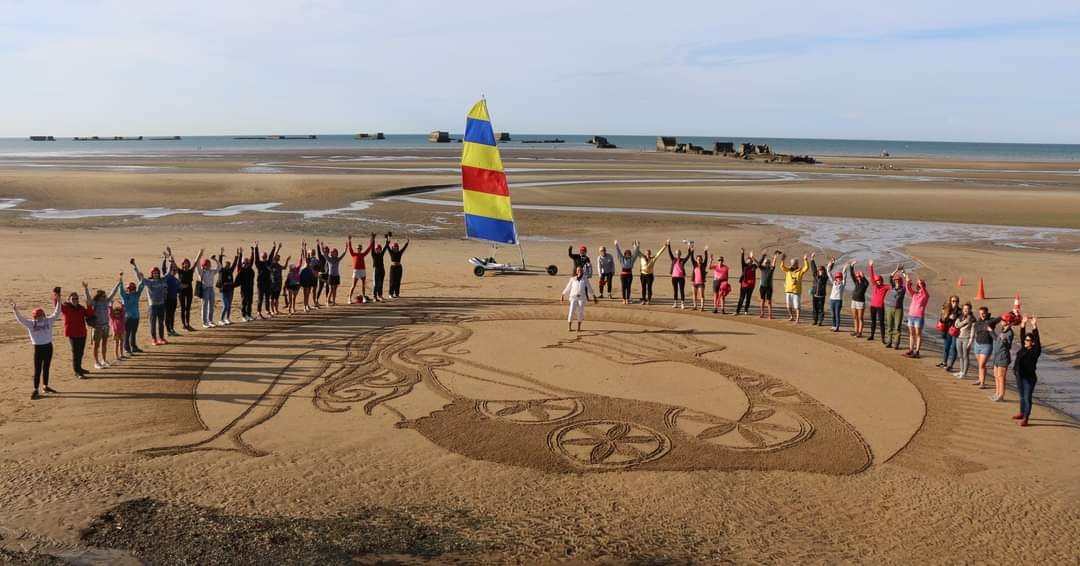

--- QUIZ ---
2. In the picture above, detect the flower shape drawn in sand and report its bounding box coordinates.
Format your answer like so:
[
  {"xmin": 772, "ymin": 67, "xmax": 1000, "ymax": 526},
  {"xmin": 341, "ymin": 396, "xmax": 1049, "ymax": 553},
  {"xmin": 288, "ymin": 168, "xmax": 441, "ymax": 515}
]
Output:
[
  {"xmin": 479, "ymin": 398, "xmax": 584, "ymax": 425},
  {"xmin": 549, "ymin": 420, "xmax": 670, "ymax": 470},
  {"xmin": 667, "ymin": 407, "xmax": 809, "ymax": 450}
]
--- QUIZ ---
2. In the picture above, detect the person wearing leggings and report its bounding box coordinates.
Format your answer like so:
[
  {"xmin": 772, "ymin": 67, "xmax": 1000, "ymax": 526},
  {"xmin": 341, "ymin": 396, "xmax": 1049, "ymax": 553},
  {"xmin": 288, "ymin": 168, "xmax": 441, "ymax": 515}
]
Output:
[
  {"xmin": 369, "ymin": 234, "xmax": 389, "ymax": 302},
  {"xmin": 118, "ymin": 274, "xmax": 145, "ymax": 354},
  {"xmin": 885, "ymin": 272, "xmax": 907, "ymax": 349},
  {"xmin": 387, "ymin": 239, "xmax": 410, "ymax": 298},
  {"xmin": 638, "ymin": 244, "xmax": 665, "ymax": 305},
  {"xmin": 168, "ymin": 247, "xmax": 202, "ymax": 332},
  {"xmin": 59, "ymin": 289, "xmax": 93, "ymax": 379},
  {"xmin": 828, "ymin": 264, "xmax": 846, "ymax": 331},
  {"xmin": 867, "ymin": 262, "xmax": 895, "ymax": 342},
  {"xmin": 197, "ymin": 251, "xmax": 222, "ymax": 328},
  {"xmin": 667, "ymin": 240, "xmax": 690, "ymax": 309},
  {"xmin": 254, "ymin": 242, "xmax": 278, "ymax": 318},
  {"xmin": 736, "ymin": 249, "xmax": 757, "ymax": 316},
  {"xmin": 13, "ymin": 294, "xmax": 61, "ymax": 399},
  {"xmin": 133, "ymin": 260, "xmax": 169, "ymax": 346},
  {"xmin": 613, "ymin": 240, "xmax": 640, "ymax": 304},
  {"xmin": 270, "ymin": 253, "xmax": 286, "ymax": 314},
  {"xmin": 236, "ymin": 248, "xmax": 256, "ymax": 321},
  {"xmin": 809, "ymin": 255, "xmax": 830, "ymax": 326},
  {"xmin": 162, "ymin": 256, "xmax": 180, "ymax": 336}
]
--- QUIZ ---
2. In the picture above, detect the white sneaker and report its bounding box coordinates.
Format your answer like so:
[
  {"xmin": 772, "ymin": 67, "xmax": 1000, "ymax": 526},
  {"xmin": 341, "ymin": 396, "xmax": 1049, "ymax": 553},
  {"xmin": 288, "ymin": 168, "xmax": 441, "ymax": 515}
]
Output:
[
  {"xmin": 94, "ymin": 362, "xmax": 104, "ymax": 370},
  {"xmin": 953, "ymin": 372, "xmax": 965, "ymax": 379}
]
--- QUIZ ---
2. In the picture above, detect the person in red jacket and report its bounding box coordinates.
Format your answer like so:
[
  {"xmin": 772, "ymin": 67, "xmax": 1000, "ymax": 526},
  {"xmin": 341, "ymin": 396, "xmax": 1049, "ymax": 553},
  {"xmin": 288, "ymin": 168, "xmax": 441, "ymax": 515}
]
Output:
[
  {"xmin": 867, "ymin": 261, "xmax": 896, "ymax": 343},
  {"xmin": 59, "ymin": 288, "xmax": 95, "ymax": 379},
  {"xmin": 346, "ymin": 233, "xmax": 375, "ymax": 304}
]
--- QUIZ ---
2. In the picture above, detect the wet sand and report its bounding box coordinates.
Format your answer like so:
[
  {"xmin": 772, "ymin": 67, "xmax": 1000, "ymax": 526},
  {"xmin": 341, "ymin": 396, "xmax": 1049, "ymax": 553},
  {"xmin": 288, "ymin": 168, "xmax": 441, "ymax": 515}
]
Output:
[{"xmin": 1, "ymin": 149, "xmax": 1078, "ymax": 563}]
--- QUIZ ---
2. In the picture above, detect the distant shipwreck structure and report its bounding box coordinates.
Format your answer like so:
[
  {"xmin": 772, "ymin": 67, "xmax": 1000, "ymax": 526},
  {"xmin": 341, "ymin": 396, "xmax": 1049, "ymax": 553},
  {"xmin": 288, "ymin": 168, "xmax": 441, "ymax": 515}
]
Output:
[
  {"xmin": 354, "ymin": 132, "xmax": 386, "ymax": 140},
  {"xmin": 588, "ymin": 135, "xmax": 617, "ymax": 149},
  {"xmin": 429, "ymin": 130, "xmax": 451, "ymax": 143},
  {"xmin": 656, "ymin": 136, "xmax": 815, "ymax": 163},
  {"xmin": 29, "ymin": 136, "xmax": 56, "ymax": 141}
]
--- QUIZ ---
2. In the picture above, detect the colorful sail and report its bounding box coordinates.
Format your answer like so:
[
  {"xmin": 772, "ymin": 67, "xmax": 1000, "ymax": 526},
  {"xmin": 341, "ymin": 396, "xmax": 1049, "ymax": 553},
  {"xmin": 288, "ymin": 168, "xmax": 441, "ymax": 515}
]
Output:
[{"xmin": 461, "ymin": 99, "xmax": 517, "ymax": 244}]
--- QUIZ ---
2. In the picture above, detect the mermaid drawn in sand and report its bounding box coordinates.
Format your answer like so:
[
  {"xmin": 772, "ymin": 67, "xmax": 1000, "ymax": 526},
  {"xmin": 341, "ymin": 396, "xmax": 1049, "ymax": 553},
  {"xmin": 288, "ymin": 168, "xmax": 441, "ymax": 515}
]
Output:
[{"xmin": 142, "ymin": 310, "xmax": 872, "ymax": 474}]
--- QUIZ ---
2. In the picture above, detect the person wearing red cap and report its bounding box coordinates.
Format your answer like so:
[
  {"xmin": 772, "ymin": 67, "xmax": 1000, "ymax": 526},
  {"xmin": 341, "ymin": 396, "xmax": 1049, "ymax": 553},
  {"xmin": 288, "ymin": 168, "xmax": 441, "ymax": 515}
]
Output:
[
  {"xmin": 989, "ymin": 311, "xmax": 1016, "ymax": 402},
  {"xmin": 1013, "ymin": 315, "xmax": 1041, "ymax": 426},
  {"xmin": 12, "ymin": 291, "xmax": 61, "ymax": 399},
  {"xmin": 59, "ymin": 287, "xmax": 95, "ymax": 379},
  {"xmin": 866, "ymin": 261, "xmax": 896, "ymax": 343},
  {"xmin": 735, "ymin": 249, "xmax": 757, "ymax": 316},
  {"xmin": 885, "ymin": 270, "xmax": 907, "ymax": 349},
  {"xmin": 568, "ymin": 245, "xmax": 593, "ymax": 280},
  {"xmin": 710, "ymin": 254, "xmax": 731, "ymax": 314},
  {"xmin": 902, "ymin": 273, "xmax": 929, "ymax": 358},
  {"xmin": 118, "ymin": 272, "xmax": 146, "ymax": 355}
]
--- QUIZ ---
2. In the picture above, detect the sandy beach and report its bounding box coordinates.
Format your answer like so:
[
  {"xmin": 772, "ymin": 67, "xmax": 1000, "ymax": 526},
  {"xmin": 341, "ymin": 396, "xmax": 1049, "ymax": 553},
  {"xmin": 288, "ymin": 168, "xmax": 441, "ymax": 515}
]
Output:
[{"xmin": 1, "ymin": 148, "xmax": 1078, "ymax": 564}]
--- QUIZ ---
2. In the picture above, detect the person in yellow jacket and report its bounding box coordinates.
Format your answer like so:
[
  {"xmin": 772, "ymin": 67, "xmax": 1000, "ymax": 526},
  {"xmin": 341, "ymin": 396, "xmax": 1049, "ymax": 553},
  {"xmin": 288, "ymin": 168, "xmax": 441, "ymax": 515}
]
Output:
[
  {"xmin": 780, "ymin": 252, "xmax": 810, "ymax": 324},
  {"xmin": 638, "ymin": 243, "xmax": 667, "ymax": 305}
]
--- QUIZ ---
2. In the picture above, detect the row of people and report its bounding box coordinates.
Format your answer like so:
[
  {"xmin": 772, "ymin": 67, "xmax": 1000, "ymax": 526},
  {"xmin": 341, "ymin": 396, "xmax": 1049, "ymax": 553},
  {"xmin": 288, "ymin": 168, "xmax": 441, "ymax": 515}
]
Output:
[
  {"xmin": 563, "ymin": 242, "xmax": 1043, "ymax": 425},
  {"xmin": 11, "ymin": 235, "xmax": 411, "ymax": 399}
]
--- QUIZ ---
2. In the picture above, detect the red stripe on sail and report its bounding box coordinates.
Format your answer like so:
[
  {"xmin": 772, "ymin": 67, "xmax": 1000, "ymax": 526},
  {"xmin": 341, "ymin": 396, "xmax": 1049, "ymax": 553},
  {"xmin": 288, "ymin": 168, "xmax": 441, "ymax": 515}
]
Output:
[{"xmin": 461, "ymin": 165, "xmax": 509, "ymax": 197}]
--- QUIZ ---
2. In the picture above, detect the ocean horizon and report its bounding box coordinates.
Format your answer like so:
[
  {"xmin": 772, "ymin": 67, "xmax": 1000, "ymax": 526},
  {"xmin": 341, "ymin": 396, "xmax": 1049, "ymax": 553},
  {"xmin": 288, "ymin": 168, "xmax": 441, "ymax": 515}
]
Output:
[{"xmin": 2, "ymin": 134, "xmax": 1080, "ymax": 162}]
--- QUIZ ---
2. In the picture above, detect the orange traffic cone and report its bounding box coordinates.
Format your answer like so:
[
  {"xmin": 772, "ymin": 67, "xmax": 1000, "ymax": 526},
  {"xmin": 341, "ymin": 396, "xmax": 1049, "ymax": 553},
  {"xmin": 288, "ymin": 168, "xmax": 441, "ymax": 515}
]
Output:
[
  {"xmin": 957, "ymin": 275, "xmax": 964, "ymax": 288},
  {"xmin": 975, "ymin": 278, "xmax": 986, "ymax": 301},
  {"xmin": 1013, "ymin": 293, "xmax": 1022, "ymax": 314}
]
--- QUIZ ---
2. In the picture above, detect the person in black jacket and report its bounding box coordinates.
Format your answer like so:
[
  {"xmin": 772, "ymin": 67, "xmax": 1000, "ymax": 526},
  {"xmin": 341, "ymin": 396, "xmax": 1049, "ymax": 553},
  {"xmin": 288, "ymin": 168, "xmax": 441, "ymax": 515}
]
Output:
[
  {"xmin": 371, "ymin": 234, "xmax": 390, "ymax": 302},
  {"xmin": 167, "ymin": 246, "xmax": 203, "ymax": 332},
  {"xmin": 387, "ymin": 239, "xmax": 410, "ymax": 298},
  {"xmin": 848, "ymin": 261, "xmax": 869, "ymax": 337},
  {"xmin": 236, "ymin": 247, "xmax": 256, "ymax": 321},
  {"xmin": 253, "ymin": 241, "xmax": 278, "ymax": 319},
  {"xmin": 1013, "ymin": 315, "xmax": 1041, "ymax": 426},
  {"xmin": 808, "ymin": 254, "xmax": 830, "ymax": 326},
  {"xmin": 568, "ymin": 245, "xmax": 593, "ymax": 279}
]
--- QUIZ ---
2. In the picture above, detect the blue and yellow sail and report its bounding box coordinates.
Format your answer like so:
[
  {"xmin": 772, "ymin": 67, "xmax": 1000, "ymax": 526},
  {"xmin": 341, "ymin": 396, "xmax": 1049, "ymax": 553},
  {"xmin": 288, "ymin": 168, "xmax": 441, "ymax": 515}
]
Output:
[{"xmin": 461, "ymin": 100, "xmax": 517, "ymax": 244}]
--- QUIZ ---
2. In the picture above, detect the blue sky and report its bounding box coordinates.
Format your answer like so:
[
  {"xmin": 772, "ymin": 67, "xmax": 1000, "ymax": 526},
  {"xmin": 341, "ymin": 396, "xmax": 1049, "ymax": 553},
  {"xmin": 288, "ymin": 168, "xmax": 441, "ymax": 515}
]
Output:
[{"xmin": 2, "ymin": 0, "xmax": 1078, "ymax": 143}]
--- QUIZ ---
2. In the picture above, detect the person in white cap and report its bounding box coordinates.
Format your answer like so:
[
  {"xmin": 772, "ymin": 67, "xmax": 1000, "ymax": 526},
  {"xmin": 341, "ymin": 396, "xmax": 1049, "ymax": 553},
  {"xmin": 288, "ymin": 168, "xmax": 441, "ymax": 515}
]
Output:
[{"xmin": 560, "ymin": 266, "xmax": 598, "ymax": 331}]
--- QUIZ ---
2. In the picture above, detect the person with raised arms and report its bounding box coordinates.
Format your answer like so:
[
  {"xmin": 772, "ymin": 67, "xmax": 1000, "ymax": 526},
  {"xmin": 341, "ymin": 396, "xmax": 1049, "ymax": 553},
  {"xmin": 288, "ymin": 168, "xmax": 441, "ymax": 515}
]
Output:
[
  {"xmin": 808, "ymin": 253, "xmax": 830, "ymax": 326},
  {"xmin": 757, "ymin": 250, "xmax": 782, "ymax": 319},
  {"xmin": 12, "ymin": 291, "xmax": 61, "ymax": 400},
  {"xmin": 735, "ymin": 249, "xmax": 757, "ymax": 316},
  {"xmin": 637, "ymin": 243, "xmax": 666, "ymax": 306},
  {"xmin": 613, "ymin": 240, "xmax": 640, "ymax": 305},
  {"xmin": 346, "ymin": 234, "xmax": 375, "ymax": 304},
  {"xmin": 596, "ymin": 245, "xmax": 615, "ymax": 300},
  {"xmin": 847, "ymin": 261, "xmax": 868, "ymax": 338},
  {"xmin": 133, "ymin": 258, "xmax": 170, "ymax": 345},
  {"xmin": 667, "ymin": 239, "xmax": 690, "ymax": 309},
  {"xmin": 370, "ymin": 234, "xmax": 390, "ymax": 302},
  {"xmin": 59, "ymin": 287, "xmax": 94, "ymax": 379},
  {"xmin": 780, "ymin": 252, "xmax": 810, "ymax": 324},
  {"xmin": 689, "ymin": 245, "xmax": 708, "ymax": 311},
  {"xmin": 1012, "ymin": 315, "xmax": 1041, "ymax": 426},
  {"xmin": 902, "ymin": 273, "xmax": 930, "ymax": 359},
  {"xmin": 117, "ymin": 271, "xmax": 145, "ymax": 354},
  {"xmin": 387, "ymin": 238, "xmax": 410, "ymax": 299},
  {"xmin": 84, "ymin": 280, "xmax": 119, "ymax": 369}
]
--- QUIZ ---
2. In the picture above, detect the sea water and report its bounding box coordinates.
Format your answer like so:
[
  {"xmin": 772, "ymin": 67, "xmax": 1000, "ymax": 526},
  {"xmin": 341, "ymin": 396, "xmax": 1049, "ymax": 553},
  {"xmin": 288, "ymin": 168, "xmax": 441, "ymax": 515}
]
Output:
[{"xmin": 2, "ymin": 135, "xmax": 1079, "ymax": 162}]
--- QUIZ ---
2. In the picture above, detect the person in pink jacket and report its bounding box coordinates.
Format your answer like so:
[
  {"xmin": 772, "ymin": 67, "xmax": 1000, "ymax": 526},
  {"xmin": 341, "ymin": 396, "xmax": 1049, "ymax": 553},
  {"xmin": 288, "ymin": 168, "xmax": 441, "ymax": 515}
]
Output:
[
  {"xmin": 867, "ymin": 261, "xmax": 896, "ymax": 344},
  {"xmin": 903, "ymin": 272, "xmax": 930, "ymax": 358}
]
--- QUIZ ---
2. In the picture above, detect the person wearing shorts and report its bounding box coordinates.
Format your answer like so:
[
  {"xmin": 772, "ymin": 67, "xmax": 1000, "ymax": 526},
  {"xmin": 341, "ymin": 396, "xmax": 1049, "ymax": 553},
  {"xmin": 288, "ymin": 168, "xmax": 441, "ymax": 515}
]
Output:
[
  {"xmin": 347, "ymin": 234, "xmax": 375, "ymax": 304},
  {"xmin": 903, "ymin": 273, "xmax": 930, "ymax": 358},
  {"xmin": 710, "ymin": 256, "xmax": 731, "ymax": 314},
  {"xmin": 757, "ymin": 251, "xmax": 781, "ymax": 319},
  {"xmin": 847, "ymin": 261, "xmax": 869, "ymax": 337},
  {"xmin": 84, "ymin": 281, "xmax": 118, "ymax": 368},
  {"xmin": 780, "ymin": 253, "xmax": 810, "ymax": 324}
]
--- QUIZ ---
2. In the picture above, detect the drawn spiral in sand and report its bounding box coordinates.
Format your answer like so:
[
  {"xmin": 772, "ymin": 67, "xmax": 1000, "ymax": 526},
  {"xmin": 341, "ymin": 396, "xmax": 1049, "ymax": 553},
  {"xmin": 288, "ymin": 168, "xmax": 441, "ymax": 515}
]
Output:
[{"xmin": 142, "ymin": 307, "xmax": 872, "ymax": 474}]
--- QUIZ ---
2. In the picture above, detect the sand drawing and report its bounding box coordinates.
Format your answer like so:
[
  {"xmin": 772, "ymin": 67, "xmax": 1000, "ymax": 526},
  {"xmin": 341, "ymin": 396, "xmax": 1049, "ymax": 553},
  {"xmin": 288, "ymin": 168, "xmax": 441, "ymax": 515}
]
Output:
[{"xmin": 142, "ymin": 308, "xmax": 872, "ymax": 474}]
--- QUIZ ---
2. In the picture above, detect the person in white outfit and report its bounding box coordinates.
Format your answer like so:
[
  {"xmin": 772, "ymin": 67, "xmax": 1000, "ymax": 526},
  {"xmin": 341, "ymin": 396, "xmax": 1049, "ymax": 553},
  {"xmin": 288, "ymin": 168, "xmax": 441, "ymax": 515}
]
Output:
[
  {"xmin": 13, "ymin": 291, "xmax": 62, "ymax": 399},
  {"xmin": 560, "ymin": 266, "xmax": 598, "ymax": 332}
]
